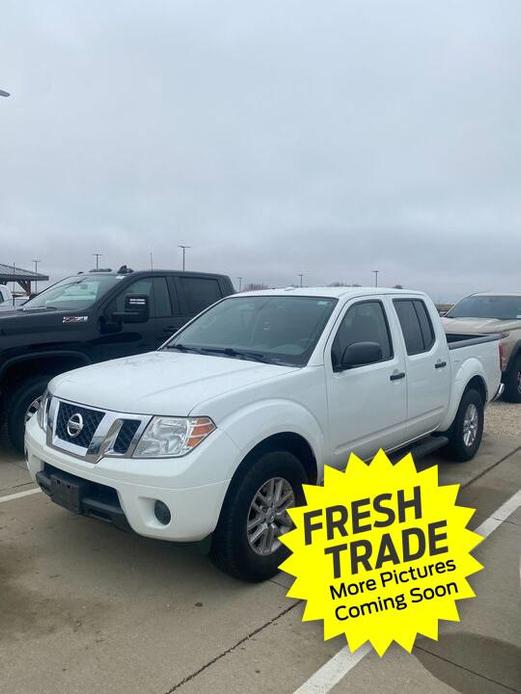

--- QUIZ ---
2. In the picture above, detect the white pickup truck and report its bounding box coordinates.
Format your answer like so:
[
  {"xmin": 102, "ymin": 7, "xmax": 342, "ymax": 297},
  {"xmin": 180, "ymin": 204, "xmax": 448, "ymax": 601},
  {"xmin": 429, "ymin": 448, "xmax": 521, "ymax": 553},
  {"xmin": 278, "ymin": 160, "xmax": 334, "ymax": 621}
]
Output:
[{"xmin": 25, "ymin": 287, "xmax": 502, "ymax": 580}]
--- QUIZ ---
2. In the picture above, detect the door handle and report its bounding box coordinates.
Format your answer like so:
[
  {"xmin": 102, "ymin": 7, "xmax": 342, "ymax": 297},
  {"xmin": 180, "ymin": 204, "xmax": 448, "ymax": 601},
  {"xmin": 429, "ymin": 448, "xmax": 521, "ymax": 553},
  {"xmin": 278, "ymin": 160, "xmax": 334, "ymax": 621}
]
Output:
[
  {"xmin": 390, "ymin": 371, "xmax": 406, "ymax": 381},
  {"xmin": 435, "ymin": 360, "xmax": 447, "ymax": 369},
  {"xmin": 163, "ymin": 326, "xmax": 176, "ymax": 333}
]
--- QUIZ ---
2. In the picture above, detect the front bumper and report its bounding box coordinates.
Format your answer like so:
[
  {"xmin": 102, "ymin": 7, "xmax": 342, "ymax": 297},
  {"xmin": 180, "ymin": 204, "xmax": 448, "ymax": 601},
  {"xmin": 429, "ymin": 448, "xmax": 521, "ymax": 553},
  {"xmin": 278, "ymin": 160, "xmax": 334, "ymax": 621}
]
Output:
[
  {"xmin": 25, "ymin": 416, "xmax": 237, "ymax": 542},
  {"xmin": 35, "ymin": 463, "xmax": 131, "ymax": 531}
]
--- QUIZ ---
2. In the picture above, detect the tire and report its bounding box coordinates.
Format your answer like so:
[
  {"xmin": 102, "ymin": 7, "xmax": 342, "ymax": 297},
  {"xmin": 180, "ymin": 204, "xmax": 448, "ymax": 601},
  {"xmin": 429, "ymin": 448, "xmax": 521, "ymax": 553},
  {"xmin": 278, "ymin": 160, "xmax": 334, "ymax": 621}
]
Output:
[
  {"xmin": 7, "ymin": 377, "xmax": 49, "ymax": 453},
  {"xmin": 211, "ymin": 450, "xmax": 307, "ymax": 582},
  {"xmin": 444, "ymin": 388, "xmax": 484, "ymax": 462},
  {"xmin": 503, "ymin": 356, "xmax": 521, "ymax": 403}
]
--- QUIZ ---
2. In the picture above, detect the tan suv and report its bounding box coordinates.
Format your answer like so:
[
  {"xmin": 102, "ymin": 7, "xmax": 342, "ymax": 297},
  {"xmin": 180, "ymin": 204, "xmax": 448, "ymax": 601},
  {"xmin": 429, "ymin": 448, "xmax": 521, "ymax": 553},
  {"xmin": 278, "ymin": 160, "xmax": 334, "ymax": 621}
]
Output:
[{"xmin": 442, "ymin": 292, "xmax": 521, "ymax": 402}]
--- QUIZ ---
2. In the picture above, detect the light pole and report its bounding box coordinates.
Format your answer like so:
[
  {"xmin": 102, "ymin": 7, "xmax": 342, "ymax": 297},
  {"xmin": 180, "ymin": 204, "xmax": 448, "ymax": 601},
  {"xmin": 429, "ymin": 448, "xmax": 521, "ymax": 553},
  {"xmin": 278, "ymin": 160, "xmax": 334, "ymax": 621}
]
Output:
[
  {"xmin": 92, "ymin": 253, "xmax": 102, "ymax": 270},
  {"xmin": 178, "ymin": 245, "xmax": 190, "ymax": 271},
  {"xmin": 372, "ymin": 269, "xmax": 379, "ymax": 287},
  {"xmin": 237, "ymin": 276, "xmax": 243, "ymax": 292},
  {"xmin": 298, "ymin": 273, "xmax": 304, "ymax": 287},
  {"xmin": 33, "ymin": 259, "xmax": 40, "ymax": 294}
]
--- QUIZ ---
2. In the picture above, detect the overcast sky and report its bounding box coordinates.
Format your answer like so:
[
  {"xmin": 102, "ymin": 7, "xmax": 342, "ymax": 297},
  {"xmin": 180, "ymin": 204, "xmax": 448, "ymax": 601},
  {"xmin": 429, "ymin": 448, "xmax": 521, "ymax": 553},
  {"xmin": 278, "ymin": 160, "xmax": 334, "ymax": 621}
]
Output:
[{"xmin": 1, "ymin": 1, "xmax": 520, "ymax": 301}]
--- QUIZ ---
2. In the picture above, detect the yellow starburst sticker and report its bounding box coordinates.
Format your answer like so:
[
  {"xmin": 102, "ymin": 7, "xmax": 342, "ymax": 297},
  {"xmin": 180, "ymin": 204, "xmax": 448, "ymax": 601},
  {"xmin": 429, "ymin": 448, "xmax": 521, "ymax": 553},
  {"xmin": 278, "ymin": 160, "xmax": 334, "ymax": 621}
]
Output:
[{"xmin": 279, "ymin": 450, "xmax": 483, "ymax": 656}]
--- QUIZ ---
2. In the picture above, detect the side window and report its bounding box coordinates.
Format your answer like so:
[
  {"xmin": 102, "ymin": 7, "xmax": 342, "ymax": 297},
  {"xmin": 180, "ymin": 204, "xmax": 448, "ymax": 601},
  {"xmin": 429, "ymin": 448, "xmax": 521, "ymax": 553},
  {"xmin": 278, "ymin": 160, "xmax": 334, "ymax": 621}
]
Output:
[
  {"xmin": 150, "ymin": 277, "xmax": 172, "ymax": 317},
  {"xmin": 393, "ymin": 299, "xmax": 434, "ymax": 355},
  {"xmin": 332, "ymin": 301, "xmax": 393, "ymax": 370},
  {"xmin": 0, "ymin": 289, "xmax": 4, "ymax": 304},
  {"xmin": 413, "ymin": 300, "xmax": 435, "ymax": 351},
  {"xmin": 114, "ymin": 277, "xmax": 172, "ymax": 318},
  {"xmin": 179, "ymin": 277, "xmax": 222, "ymax": 314}
]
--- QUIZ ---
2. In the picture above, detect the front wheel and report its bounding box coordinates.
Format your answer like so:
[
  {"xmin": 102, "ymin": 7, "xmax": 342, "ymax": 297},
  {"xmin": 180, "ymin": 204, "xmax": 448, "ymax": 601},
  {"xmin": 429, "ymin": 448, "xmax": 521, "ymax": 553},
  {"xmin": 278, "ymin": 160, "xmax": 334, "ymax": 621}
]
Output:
[
  {"xmin": 7, "ymin": 377, "xmax": 49, "ymax": 453},
  {"xmin": 444, "ymin": 388, "xmax": 484, "ymax": 462},
  {"xmin": 210, "ymin": 450, "xmax": 307, "ymax": 582}
]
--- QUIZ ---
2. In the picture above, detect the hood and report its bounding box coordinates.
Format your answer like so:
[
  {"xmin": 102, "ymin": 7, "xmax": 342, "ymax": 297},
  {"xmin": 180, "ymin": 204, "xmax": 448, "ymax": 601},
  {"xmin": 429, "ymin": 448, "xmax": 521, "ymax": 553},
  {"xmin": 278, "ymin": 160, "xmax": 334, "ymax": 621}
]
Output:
[
  {"xmin": 50, "ymin": 351, "xmax": 296, "ymax": 416},
  {"xmin": 442, "ymin": 316, "xmax": 520, "ymax": 334},
  {"xmin": 0, "ymin": 307, "xmax": 51, "ymax": 319}
]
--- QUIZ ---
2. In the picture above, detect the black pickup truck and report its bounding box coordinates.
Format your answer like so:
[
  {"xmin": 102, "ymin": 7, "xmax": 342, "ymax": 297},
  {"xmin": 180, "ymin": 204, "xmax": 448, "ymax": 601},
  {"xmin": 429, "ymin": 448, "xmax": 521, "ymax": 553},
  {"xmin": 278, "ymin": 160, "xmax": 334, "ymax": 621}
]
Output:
[{"xmin": 0, "ymin": 267, "xmax": 234, "ymax": 451}]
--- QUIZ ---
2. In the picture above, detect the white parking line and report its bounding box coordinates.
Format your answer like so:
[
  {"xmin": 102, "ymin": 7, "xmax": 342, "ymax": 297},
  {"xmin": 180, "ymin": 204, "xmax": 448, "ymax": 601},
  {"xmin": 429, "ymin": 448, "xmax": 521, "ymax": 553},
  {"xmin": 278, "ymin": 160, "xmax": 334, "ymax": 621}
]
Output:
[
  {"xmin": 0, "ymin": 487, "xmax": 41, "ymax": 504},
  {"xmin": 293, "ymin": 644, "xmax": 371, "ymax": 694},
  {"xmin": 475, "ymin": 489, "xmax": 521, "ymax": 538},
  {"xmin": 292, "ymin": 488, "xmax": 521, "ymax": 694}
]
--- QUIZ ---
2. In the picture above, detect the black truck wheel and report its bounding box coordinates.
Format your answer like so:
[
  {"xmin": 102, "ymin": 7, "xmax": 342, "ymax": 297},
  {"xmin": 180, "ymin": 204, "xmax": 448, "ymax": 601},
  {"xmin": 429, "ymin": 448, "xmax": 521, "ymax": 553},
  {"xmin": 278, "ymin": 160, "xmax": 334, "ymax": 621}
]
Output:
[
  {"xmin": 503, "ymin": 355, "xmax": 521, "ymax": 403},
  {"xmin": 7, "ymin": 377, "xmax": 49, "ymax": 453},
  {"xmin": 211, "ymin": 450, "xmax": 307, "ymax": 582},
  {"xmin": 444, "ymin": 388, "xmax": 484, "ymax": 462}
]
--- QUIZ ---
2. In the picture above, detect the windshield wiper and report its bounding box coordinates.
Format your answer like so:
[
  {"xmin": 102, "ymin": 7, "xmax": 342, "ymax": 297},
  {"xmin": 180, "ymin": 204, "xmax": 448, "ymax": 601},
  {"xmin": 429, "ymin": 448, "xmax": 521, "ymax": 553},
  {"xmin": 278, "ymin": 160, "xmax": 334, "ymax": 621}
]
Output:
[
  {"xmin": 166, "ymin": 344, "xmax": 280, "ymax": 364},
  {"xmin": 165, "ymin": 343, "xmax": 203, "ymax": 354},
  {"xmin": 199, "ymin": 347, "xmax": 273, "ymax": 364}
]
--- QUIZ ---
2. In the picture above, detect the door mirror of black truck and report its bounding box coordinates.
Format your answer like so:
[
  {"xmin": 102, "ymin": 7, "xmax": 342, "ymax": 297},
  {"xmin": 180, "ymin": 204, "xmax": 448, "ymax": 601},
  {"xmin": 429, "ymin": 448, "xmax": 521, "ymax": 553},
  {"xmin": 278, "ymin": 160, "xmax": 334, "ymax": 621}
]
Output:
[
  {"xmin": 340, "ymin": 341, "xmax": 383, "ymax": 370},
  {"xmin": 112, "ymin": 294, "xmax": 150, "ymax": 323}
]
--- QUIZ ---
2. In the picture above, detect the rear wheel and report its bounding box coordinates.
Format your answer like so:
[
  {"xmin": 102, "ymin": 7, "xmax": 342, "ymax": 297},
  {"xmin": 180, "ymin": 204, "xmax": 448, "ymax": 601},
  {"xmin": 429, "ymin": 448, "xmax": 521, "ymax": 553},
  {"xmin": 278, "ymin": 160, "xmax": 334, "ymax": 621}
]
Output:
[
  {"xmin": 211, "ymin": 450, "xmax": 307, "ymax": 581},
  {"xmin": 503, "ymin": 356, "xmax": 521, "ymax": 403},
  {"xmin": 7, "ymin": 377, "xmax": 49, "ymax": 453},
  {"xmin": 444, "ymin": 388, "xmax": 484, "ymax": 462}
]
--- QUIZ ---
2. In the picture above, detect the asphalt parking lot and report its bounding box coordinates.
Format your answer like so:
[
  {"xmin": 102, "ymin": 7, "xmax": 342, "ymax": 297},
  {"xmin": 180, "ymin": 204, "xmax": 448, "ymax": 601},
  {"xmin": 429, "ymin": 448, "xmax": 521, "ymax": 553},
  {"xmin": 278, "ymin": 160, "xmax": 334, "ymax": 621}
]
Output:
[{"xmin": 1, "ymin": 404, "xmax": 520, "ymax": 694}]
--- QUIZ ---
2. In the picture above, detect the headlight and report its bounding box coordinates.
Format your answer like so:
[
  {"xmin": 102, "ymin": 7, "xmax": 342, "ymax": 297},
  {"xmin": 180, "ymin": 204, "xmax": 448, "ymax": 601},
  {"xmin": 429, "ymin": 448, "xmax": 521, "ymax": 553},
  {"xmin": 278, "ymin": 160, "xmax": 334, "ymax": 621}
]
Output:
[
  {"xmin": 37, "ymin": 390, "xmax": 49, "ymax": 431},
  {"xmin": 133, "ymin": 416, "xmax": 216, "ymax": 458}
]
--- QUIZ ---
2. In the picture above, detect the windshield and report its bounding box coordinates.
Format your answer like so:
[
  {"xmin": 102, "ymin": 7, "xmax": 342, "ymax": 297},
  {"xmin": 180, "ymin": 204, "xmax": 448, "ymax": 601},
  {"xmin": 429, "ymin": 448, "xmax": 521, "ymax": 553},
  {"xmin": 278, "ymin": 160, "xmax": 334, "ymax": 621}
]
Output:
[
  {"xmin": 22, "ymin": 274, "xmax": 123, "ymax": 311},
  {"xmin": 164, "ymin": 295, "xmax": 338, "ymax": 366},
  {"xmin": 446, "ymin": 295, "xmax": 521, "ymax": 320}
]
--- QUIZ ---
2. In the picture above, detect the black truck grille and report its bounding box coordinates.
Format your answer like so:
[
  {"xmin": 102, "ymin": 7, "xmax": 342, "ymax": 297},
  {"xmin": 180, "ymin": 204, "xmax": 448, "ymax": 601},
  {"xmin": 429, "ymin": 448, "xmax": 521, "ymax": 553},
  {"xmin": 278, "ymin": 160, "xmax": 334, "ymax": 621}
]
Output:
[{"xmin": 55, "ymin": 402, "xmax": 105, "ymax": 449}]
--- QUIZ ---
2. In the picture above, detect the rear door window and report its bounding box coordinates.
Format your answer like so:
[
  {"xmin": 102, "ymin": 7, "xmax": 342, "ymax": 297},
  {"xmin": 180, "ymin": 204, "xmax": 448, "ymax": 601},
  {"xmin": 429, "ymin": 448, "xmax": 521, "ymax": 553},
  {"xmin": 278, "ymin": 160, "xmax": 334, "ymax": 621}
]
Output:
[
  {"xmin": 393, "ymin": 299, "xmax": 435, "ymax": 355},
  {"xmin": 413, "ymin": 300, "xmax": 435, "ymax": 351},
  {"xmin": 179, "ymin": 277, "xmax": 222, "ymax": 314}
]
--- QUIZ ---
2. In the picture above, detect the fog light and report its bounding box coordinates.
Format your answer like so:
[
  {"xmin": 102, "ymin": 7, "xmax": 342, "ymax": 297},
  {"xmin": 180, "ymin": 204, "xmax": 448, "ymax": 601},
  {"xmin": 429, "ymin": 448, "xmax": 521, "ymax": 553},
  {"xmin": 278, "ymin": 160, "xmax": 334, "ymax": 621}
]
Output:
[{"xmin": 154, "ymin": 500, "xmax": 171, "ymax": 525}]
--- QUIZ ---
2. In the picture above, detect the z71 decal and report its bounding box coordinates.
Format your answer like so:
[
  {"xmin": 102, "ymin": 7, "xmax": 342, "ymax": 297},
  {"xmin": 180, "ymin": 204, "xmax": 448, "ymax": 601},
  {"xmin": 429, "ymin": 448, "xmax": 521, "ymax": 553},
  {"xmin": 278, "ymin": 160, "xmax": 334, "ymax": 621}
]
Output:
[{"xmin": 62, "ymin": 316, "xmax": 88, "ymax": 324}]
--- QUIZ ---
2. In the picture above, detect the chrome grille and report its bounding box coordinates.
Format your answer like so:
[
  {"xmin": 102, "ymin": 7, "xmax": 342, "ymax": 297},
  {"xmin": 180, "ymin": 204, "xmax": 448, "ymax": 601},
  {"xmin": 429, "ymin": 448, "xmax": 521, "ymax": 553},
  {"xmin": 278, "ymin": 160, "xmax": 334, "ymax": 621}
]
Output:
[
  {"xmin": 55, "ymin": 402, "xmax": 105, "ymax": 448},
  {"xmin": 47, "ymin": 397, "xmax": 148, "ymax": 463}
]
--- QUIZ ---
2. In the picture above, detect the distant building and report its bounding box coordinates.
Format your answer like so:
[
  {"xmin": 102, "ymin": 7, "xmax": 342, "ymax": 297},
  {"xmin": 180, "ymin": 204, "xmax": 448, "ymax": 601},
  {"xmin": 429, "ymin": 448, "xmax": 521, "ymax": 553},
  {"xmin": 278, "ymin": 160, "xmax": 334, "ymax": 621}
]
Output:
[{"xmin": 0, "ymin": 263, "xmax": 49, "ymax": 295}]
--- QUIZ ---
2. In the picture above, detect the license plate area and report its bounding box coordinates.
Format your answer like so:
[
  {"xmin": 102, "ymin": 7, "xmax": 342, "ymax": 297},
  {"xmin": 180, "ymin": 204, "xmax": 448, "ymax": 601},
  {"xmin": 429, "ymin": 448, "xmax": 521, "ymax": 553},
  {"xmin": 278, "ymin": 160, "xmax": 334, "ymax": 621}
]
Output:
[{"xmin": 50, "ymin": 473, "xmax": 90, "ymax": 513}]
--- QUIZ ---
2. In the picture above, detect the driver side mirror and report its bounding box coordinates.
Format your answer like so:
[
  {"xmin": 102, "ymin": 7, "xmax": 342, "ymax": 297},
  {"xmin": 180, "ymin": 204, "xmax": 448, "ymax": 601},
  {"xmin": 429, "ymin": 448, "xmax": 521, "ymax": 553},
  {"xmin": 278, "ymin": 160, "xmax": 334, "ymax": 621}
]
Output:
[
  {"xmin": 340, "ymin": 341, "xmax": 383, "ymax": 370},
  {"xmin": 112, "ymin": 294, "xmax": 150, "ymax": 323}
]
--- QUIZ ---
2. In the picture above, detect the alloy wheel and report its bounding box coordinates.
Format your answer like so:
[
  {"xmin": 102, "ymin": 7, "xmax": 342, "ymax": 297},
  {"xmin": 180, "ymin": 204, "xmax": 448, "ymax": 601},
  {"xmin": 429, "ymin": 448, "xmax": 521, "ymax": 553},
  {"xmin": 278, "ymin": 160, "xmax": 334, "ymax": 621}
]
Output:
[
  {"xmin": 246, "ymin": 477, "xmax": 295, "ymax": 556},
  {"xmin": 462, "ymin": 402, "xmax": 479, "ymax": 447}
]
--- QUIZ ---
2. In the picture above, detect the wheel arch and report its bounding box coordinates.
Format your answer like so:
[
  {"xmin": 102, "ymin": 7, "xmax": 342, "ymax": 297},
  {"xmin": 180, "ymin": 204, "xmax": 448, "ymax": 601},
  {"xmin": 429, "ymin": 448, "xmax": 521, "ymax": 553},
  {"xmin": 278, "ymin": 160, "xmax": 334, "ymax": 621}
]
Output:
[
  {"xmin": 464, "ymin": 374, "xmax": 487, "ymax": 404},
  {"xmin": 1, "ymin": 351, "xmax": 91, "ymax": 393},
  {"xmin": 439, "ymin": 361, "xmax": 488, "ymax": 433},
  {"xmin": 218, "ymin": 430, "xmax": 319, "ymax": 518},
  {"xmin": 235, "ymin": 431, "xmax": 319, "ymax": 485}
]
